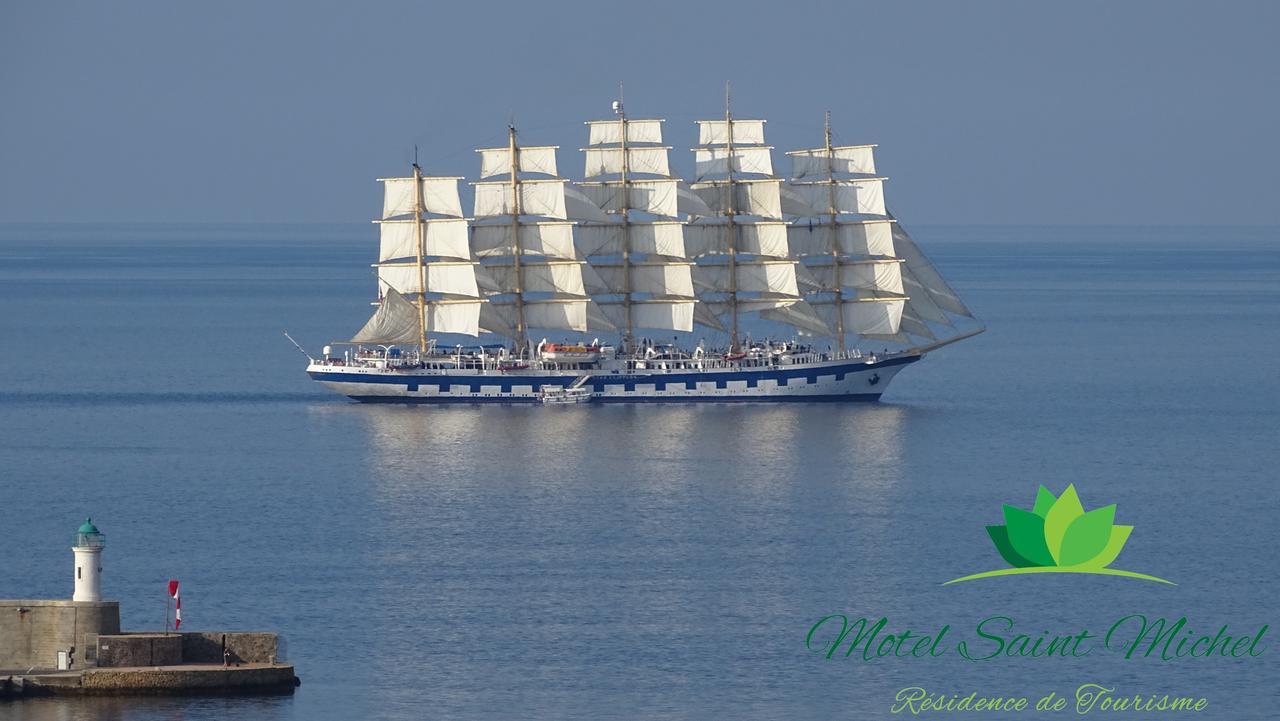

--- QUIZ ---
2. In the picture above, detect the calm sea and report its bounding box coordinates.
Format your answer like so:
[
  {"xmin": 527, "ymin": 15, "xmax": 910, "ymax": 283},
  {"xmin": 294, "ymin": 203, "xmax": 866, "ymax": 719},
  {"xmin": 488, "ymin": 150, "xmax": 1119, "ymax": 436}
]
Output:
[{"xmin": 0, "ymin": 224, "xmax": 1276, "ymax": 720}]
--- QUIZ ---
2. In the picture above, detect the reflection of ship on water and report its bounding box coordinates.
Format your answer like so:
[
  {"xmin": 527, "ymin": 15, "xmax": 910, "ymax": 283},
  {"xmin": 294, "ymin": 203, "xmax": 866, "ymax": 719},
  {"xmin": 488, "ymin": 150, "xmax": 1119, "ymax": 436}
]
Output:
[
  {"xmin": 345, "ymin": 401, "xmax": 912, "ymax": 637},
  {"xmin": 359, "ymin": 405, "xmax": 596, "ymax": 480},
  {"xmin": 304, "ymin": 94, "xmax": 982, "ymax": 404},
  {"xmin": 347, "ymin": 402, "xmax": 908, "ymax": 496}
]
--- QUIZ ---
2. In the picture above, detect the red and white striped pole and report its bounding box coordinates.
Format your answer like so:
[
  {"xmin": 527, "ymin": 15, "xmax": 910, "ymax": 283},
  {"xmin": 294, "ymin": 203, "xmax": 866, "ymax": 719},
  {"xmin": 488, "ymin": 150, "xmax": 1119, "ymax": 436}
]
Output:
[{"xmin": 168, "ymin": 579, "xmax": 181, "ymax": 630}]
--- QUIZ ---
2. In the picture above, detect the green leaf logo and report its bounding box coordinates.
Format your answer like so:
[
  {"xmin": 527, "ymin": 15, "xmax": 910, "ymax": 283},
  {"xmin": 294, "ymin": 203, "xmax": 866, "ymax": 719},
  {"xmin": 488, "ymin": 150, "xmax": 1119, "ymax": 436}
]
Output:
[{"xmin": 946, "ymin": 484, "xmax": 1172, "ymax": 585}]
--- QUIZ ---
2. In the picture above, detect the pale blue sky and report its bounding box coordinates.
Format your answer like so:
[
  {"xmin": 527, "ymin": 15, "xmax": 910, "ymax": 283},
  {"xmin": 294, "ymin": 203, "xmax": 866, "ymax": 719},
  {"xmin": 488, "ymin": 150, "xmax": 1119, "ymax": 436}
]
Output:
[{"xmin": 2, "ymin": 0, "xmax": 1277, "ymax": 224}]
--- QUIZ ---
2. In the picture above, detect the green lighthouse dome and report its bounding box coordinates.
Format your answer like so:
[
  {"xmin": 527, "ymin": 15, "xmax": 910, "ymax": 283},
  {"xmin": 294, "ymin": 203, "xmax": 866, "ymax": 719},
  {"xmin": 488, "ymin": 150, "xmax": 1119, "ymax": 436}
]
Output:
[{"xmin": 74, "ymin": 517, "xmax": 105, "ymax": 547}]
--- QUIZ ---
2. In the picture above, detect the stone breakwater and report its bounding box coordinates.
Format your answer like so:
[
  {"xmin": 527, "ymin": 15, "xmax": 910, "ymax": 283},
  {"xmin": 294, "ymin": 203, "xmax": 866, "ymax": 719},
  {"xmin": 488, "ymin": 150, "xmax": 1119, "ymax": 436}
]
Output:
[
  {"xmin": 82, "ymin": 664, "xmax": 299, "ymax": 694},
  {"xmin": 1, "ymin": 622, "xmax": 298, "ymax": 699},
  {"xmin": 3, "ymin": 664, "xmax": 299, "ymax": 697}
]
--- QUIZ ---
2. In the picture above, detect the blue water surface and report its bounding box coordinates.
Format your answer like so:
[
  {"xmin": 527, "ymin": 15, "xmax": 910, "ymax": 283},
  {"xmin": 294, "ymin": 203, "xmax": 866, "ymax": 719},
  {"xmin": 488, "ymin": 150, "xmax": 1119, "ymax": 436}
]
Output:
[{"xmin": 0, "ymin": 224, "xmax": 1276, "ymax": 719}]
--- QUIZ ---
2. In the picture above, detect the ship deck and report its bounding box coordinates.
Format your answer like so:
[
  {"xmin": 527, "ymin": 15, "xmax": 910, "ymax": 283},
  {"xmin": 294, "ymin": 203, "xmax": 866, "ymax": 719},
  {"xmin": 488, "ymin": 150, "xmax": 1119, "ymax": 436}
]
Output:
[{"xmin": 307, "ymin": 351, "xmax": 922, "ymax": 404}]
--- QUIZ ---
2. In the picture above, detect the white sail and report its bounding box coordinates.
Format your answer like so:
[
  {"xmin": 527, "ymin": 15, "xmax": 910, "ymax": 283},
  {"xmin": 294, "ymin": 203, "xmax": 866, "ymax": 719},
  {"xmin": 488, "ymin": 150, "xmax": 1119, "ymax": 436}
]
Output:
[
  {"xmin": 734, "ymin": 296, "xmax": 801, "ymax": 314},
  {"xmin": 350, "ymin": 288, "xmax": 421, "ymax": 344},
  {"xmin": 779, "ymin": 181, "xmax": 817, "ymax": 216},
  {"xmin": 586, "ymin": 262, "xmax": 695, "ymax": 297},
  {"xmin": 578, "ymin": 115, "xmax": 691, "ymax": 340},
  {"xmin": 847, "ymin": 298, "xmax": 906, "ymax": 336},
  {"xmin": 425, "ymin": 300, "xmax": 483, "ymax": 336},
  {"xmin": 558, "ymin": 184, "xmax": 610, "ymax": 223},
  {"xmin": 476, "ymin": 146, "xmax": 559, "ymax": 179},
  {"xmin": 696, "ymin": 119, "xmax": 766, "ymax": 145},
  {"xmin": 352, "ymin": 291, "xmax": 483, "ymax": 342},
  {"xmin": 576, "ymin": 179, "xmax": 678, "ymax": 217},
  {"xmin": 377, "ymin": 219, "xmax": 471, "ymax": 262},
  {"xmin": 380, "ymin": 176, "xmax": 465, "ymax": 219},
  {"xmin": 788, "ymin": 178, "xmax": 887, "ymax": 216},
  {"xmin": 481, "ymin": 298, "xmax": 590, "ymax": 334},
  {"xmin": 692, "ymin": 261, "xmax": 799, "ymax": 295},
  {"xmin": 693, "ymin": 302, "xmax": 726, "ymax": 331},
  {"xmin": 812, "ymin": 296, "xmax": 906, "ymax": 336},
  {"xmin": 757, "ymin": 301, "xmax": 833, "ymax": 336},
  {"xmin": 693, "ymin": 146, "xmax": 774, "ymax": 179},
  {"xmin": 690, "ymin": 180, "xmax": 783, "ymax": 219},
  {"xmin": 677, "ymin": 182, "xmax": 714, "ymax": 216},
  {"xmin": 377, "ymin": 262, "xmax": 480, "ymax": 298},
  {"xmin": 899, "ymin": 309, "xmax": 936, "ymax": 339},
  {"xmin": 471, "ymin": 222, "xmax": 577, "ymax": 260},
  {"xmin": 891, "ymin": 222, "xmax": 974, "ymax": 317},
  {"xmin": 900, "ymin": 267, "xmax": 951, "ymax": 325},
  {"xmin": 597, "ymin": 299, "xmax": 694, "ymax": 332},
  {"xmin": 586, "ymin": 119, "xmax": 664, "ymax": 146},
  {"xmin": 860, "ymin": 332, "xmax": 914, "ymax": 344},
  {"xmin": 574, "ymin": 221, "xmax": 685, "ymax": 258},
  {"xmin": 525, "ymin": 299, "xmax": 589, "ymax": 332},
  {"xmin": 583, "ymin": 147, "xmax": 672, "ymax": 178},
  {"xmin": 780, "ymin": 125, "xmax": 929, "ymax": 346},
  {"xmin": 473, "ymin": 179, "xmax": 568, "ymax": 219},
  {"xmin": 803, "ymin": 260, "xmax": 905, "ymax": 294},
  {"xmin": 788, "ymin": 145, "xmax": 877, "ymax": 179},
  {"xmin": 683, "ymin": 221, "xmax": 788, "ymax": 259},
  {"xmin": 481, "ymin": 261, "xmax": 587, "ymax": 296},
  {"xmin": 787, "ymin": 220, "xmax": 895, "ymax": 258},
  {"xmin": 698, "ymin": 296, "xmax": 828, "ymax": 333},
  {"xmin": 478, "ymin": 301, "xmax": 516, "ymax": 337}
]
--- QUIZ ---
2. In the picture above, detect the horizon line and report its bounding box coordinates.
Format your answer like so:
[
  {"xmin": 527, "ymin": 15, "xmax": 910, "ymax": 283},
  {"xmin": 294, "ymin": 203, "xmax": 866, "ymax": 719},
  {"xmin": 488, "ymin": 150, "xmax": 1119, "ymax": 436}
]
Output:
[{"xmin": 2, "ymin": 221, "xmax": 1278, "ymax": 229}]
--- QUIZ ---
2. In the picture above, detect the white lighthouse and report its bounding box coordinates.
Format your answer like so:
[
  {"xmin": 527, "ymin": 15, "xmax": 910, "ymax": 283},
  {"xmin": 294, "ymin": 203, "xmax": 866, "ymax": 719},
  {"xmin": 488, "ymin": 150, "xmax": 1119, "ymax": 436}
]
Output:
[{"xmin": 72, "ymin": 518, "xmax": 106, "ymax": 602}]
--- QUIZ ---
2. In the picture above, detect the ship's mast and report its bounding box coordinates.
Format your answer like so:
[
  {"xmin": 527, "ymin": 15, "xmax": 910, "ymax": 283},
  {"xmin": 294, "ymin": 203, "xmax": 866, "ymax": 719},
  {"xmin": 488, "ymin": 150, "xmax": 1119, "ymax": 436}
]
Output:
[
  {"xmin": 578, "ymin": 106, "xmax": 692, "ymax": 344},
  {"xmin": 617, "ymin": 86, "xmax": 634, "ymax": 352},
  {"xmin": 824, "ymin": 111, "xmax": 846, "ymax": 351},
  {"xmin": 412, "ymin": 155, "xmax": 429, "ymax": 354},
  {"xmin": 508, "ymin": 125, "xmax": 528, "ymax": 353},
  {"xmin": 724, "ymin": 82, "xmax": 739, "ymax": 352}
]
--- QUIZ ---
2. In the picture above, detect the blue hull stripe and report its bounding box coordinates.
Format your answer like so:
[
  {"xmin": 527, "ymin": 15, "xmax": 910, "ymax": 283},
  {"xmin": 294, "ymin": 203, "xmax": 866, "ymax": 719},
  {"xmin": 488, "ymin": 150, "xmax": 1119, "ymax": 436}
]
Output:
[
  {"xmin": 309, "ymin": 355, "xmax": 919, "ymax": 395},
  {"xmin": 347, "ymin": 394, "xmax": 883, "ymax": 405}
]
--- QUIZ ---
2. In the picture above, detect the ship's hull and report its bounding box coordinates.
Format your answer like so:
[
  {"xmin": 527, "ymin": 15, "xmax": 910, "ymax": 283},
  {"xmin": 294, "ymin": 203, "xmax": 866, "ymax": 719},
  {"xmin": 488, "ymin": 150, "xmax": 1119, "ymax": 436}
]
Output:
[{"xmin": 307, "ymin": 353, "xmax": 921, "ymax": 404}]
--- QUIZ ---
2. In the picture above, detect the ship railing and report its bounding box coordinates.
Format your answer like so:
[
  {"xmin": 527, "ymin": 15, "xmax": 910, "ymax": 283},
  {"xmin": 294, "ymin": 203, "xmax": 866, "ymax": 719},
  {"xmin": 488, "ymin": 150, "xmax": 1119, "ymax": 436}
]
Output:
[{"xmin": 315, "ymin": 345, "xmax": 899, "ymax": 371}]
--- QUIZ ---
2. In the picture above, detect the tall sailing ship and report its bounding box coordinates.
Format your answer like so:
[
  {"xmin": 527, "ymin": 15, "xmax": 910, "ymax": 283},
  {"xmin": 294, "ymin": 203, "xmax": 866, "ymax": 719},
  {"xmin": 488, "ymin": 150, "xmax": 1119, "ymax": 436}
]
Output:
[{"xmin": 303, "ymin": 94, "xmax": 982, "ymax": 403}]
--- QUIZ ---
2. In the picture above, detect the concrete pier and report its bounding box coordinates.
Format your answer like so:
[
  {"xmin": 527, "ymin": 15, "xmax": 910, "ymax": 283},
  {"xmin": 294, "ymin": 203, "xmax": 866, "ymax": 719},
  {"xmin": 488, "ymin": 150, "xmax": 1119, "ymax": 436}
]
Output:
[
  {"xmin": 2, "ymin": 663, "xmax": 298, "ymax": 697},
  {"xmin": 1, "ymin": 518, "xmax": 299, "ymax": 699},
  {"xmin": 1, "ymin": 630, "xmax": 299, "ymax": 698},
  {"xmin": 0, "ymin": 600, "xmax": 120, "ymax": 669}
]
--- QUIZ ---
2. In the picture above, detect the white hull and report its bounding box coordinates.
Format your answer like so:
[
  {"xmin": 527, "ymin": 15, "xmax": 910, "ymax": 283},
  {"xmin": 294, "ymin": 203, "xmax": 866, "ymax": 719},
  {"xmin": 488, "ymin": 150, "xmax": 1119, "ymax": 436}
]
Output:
[{"xmin": 307, "ymin": 353, "xmax": 920, "ymax": 404}]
